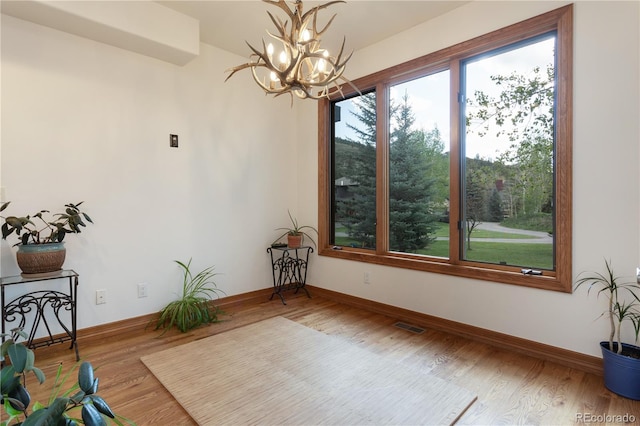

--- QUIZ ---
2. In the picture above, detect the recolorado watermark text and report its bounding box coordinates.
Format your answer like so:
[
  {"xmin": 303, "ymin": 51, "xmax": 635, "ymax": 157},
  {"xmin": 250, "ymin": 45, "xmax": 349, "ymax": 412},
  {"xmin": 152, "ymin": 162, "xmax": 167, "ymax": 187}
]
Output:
[{"xmin": 576, "ymin": 413, "xmax": 636, "ymax": 423}]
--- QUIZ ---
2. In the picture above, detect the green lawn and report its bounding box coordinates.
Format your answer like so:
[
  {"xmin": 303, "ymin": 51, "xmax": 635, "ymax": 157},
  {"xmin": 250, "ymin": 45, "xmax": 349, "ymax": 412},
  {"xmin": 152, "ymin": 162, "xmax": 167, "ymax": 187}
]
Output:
[
  {"xmin": 338, "ymin": 222, "xmax": 533, "ymax": 239},
  {"xmin": 334, "ymin": 222, "xmax": 552, "ymax": 269},
  {"xmin": 419, "ymin": 241, "xmax": 553, "ymax": 270}
]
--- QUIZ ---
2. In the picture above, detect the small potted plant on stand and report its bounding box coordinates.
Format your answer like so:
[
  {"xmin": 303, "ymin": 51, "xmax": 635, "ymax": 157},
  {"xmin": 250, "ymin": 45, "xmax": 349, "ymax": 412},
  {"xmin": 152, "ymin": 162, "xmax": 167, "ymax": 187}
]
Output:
[
  {"xmin": 272, "ymin": 210, "xmax": 318, "ymax": 249},
  {"xmin": 575, "ymin": 259, "xmax": 640, "ymax": 400},
  {"xmin": 1, "ymin": 201, "xmax": 93, "ymax": 275}
]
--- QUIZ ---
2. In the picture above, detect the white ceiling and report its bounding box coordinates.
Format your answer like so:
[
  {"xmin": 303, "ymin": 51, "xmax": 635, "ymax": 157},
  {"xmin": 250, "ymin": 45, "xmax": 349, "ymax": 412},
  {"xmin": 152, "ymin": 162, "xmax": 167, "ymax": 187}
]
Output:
[{"xmin": 157, "ymin": 1, "xmax": 469, "ymax": 58}]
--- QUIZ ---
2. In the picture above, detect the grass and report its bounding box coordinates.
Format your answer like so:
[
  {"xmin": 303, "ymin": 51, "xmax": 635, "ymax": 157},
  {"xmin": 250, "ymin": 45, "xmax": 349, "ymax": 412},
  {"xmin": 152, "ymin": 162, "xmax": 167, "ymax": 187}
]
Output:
[
  {"xmin": 334, "ymin": 221, "xmax": 553, "ymax": 269},
  {"xmin": 333, "ymin": 237, "xmax": 552, "ymax": 269},
  {"xmin": 335, "ymin": 236, "xmax": 368, "ymax": 247},
  {"xmin": 419, "ymin": 241, "xmax": 553, "ymax": 270},
  {"xmin": 338, "ymin": 222, "xmax": 533, "ymax": 240}
]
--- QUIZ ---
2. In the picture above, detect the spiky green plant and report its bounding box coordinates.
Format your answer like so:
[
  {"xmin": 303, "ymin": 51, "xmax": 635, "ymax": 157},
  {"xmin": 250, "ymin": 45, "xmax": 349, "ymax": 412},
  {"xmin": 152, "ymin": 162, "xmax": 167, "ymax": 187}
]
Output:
[
  {"xmin": 575, "ymin": 258, "xmax": 640, "ymax": 355},
  {"xmin": 155, "ymin": 259, "xmax": 225, "ymax": 333}
]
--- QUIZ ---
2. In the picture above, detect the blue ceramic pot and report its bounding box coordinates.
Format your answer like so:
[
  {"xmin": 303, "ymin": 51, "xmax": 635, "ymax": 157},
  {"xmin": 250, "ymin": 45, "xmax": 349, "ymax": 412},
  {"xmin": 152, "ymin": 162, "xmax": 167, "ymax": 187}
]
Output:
[{"xmin": 600, "ymin": 341, "xmax": 640, "ymax": 400}]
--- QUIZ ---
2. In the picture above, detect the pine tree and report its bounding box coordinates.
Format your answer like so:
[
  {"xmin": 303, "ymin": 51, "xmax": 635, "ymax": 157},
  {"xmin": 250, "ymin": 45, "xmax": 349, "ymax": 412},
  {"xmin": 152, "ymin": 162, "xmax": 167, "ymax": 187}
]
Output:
[
  {"xmin": 388, "ymin": 92, "xmax": 438, "ymax": 252},
  {"xmin": 488, "ymin": 188, "xmax": 504, "ymax": 222},
  {"xmin": 338, "ymin": 91, "xmax": 440, "ymax": 251},
  {"xmin": 341, "ymin": 92, "xmax": 378, "ymax": 248}
]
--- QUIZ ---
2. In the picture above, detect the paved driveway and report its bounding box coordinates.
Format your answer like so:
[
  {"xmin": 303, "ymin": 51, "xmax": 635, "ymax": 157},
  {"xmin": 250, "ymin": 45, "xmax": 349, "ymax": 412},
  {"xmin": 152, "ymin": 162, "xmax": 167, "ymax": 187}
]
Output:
[{"xmin": 434, "ymin": 222, "xmax": 552, "ymax": 244}]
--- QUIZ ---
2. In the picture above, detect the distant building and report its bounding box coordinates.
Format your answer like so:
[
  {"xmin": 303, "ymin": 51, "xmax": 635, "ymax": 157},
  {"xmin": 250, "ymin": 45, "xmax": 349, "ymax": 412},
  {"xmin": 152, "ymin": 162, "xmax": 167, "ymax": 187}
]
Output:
[{"xmin": 335, "ymin": 177, "xmax": 358, "ymax": 200}]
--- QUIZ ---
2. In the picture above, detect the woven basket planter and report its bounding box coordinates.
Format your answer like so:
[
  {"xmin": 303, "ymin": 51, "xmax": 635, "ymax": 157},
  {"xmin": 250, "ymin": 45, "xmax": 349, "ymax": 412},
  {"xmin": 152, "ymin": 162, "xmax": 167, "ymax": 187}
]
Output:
[{"xmin": 16, "ymin": 242, "xmax": 66, "ymax": 275}]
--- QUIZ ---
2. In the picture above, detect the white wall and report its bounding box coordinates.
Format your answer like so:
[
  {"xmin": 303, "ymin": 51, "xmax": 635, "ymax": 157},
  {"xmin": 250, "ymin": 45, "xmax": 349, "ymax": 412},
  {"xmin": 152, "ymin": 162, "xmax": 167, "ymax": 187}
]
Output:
[
  {"xmin": 298, "ymin": 1, "xmax": 640, "ymax": 357},
  {"xmin": 0, "ymin": 14, "xmax": 297, "ymax": 329},
  {"xmin": 2, "ymin": 1, "xmax": 638, "ymax": 359}
]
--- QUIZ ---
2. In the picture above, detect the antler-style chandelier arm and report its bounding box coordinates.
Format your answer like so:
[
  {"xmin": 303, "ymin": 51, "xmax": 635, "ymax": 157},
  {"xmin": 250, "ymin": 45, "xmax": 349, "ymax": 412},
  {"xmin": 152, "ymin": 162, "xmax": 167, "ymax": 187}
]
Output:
[
  {"xmin": 266, "ymin": 11, "xmax": 291, "ymax": 44},
  {"xmin": 263, "ymin": 0, "xmax": 297, "ymax": 21},
  {"xmin": 304, "ymin": 2, "xmax": 344, "ymax": 37}
]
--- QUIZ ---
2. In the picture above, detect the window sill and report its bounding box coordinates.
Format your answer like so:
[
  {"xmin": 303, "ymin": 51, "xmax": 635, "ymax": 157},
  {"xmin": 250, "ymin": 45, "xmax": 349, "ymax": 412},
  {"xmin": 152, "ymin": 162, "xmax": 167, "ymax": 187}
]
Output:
[{"xmin": 318, "ymin": 246, "xmax": 571, "ymax": 293}]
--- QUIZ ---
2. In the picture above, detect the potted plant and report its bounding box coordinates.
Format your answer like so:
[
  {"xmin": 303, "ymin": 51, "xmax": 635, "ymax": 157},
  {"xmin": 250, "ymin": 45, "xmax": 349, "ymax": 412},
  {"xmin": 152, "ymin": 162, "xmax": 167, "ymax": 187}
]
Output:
[
  {"xmin": 272, "ymin": 210, "xmax": 318, "ymax": 248},
  {"xmin": 0, "ymin": 201, "xmax": 93, "ymax": 275},
  {"xmin": 575, "ymin": 259, "xmax": 640, "ymax": 400},
  {"xmin": 1, "ymin": 328, "xmax": 132, "ymax": 425},
  {"xmin": 154, "ymin": 259, "xmax": 225, "ymax": 333}
]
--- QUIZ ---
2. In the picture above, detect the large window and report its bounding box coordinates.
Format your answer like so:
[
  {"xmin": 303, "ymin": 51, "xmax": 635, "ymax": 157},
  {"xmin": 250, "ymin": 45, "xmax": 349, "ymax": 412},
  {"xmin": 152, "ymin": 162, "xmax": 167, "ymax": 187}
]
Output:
[
  {"xmin": 318, "ymin": 5, "xmax": 573, "ymax": 291},
  {"xmin": 461, "ymin": 35, "xmax": 557, "ymax": 270}
]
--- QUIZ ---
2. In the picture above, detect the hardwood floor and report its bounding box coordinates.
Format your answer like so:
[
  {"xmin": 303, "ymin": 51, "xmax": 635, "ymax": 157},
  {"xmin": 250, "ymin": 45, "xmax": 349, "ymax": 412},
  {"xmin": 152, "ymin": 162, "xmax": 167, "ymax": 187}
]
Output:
[{"xmin": 22, "ymin": 293, "xmax": 639, "ymax": 425}]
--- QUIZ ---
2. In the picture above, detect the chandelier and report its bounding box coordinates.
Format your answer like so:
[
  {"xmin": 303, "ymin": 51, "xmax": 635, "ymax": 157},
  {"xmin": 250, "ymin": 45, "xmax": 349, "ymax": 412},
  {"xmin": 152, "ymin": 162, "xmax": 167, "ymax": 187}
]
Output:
[{"xmin": 225, "ymin": 0, "xmax": 354, "ymax": 101}]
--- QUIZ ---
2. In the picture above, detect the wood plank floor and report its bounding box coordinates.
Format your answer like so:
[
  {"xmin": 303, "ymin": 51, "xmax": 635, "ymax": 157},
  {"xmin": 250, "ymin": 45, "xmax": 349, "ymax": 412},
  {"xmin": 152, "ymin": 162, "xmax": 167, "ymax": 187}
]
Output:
[{"xmin": 22, "ymin": 293, "xmax": 639, "ymax": 425}]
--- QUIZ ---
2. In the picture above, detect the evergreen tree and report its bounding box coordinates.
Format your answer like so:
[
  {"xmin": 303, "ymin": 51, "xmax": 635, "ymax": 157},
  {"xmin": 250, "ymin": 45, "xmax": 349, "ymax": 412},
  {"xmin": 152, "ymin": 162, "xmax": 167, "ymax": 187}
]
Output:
[
  {"xmin": 334, "ymin": 137, "xmax": 362, "ymax": 182},
  {"xmin": 488, "ymin": 188, "xmax": 503, "ymax": 222},
  {"xmin": 338, "ymin": 91, "xmax": 441, "ymax": 251},
  {"xmin": 389, "ymin": 92, "xmax": 438, "ymax": 252},
  {"xmin": 340, "ymin": 92, "xmax": 378, "ymax": 248}
]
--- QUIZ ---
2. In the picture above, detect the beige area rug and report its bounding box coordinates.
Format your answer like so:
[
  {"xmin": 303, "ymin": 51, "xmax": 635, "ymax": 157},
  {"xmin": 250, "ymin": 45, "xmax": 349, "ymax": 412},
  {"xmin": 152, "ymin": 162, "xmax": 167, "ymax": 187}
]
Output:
[{"xmin": 141, "ymin": 316, "xmax": 477, "ymax": 425}]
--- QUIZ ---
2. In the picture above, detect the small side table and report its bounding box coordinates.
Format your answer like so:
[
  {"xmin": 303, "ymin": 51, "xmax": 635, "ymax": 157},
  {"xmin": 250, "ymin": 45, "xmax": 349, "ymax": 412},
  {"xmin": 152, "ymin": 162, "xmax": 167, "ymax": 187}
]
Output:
[
  {"xmin": 1, "ymin": 269, "xmax": 79, "ymax": 360},
  {"xmin": 267, "ymin": 246, "xmax": 313, "ymax": 305}
]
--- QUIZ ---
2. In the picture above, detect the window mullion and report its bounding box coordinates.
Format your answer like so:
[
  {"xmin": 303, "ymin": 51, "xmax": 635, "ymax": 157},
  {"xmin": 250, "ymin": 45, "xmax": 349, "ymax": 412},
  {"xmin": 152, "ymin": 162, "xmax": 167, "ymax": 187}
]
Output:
[
  {"xmin": 449, "ymin": 60, "xmax": 462, "ymax": 264},
  {"xmin": 376, "ymin": 83, "xmax": 390, "ymax": 254},
  {"xmin": 318, "ymin": 98, "xmax": 331, "ymax": 250}
]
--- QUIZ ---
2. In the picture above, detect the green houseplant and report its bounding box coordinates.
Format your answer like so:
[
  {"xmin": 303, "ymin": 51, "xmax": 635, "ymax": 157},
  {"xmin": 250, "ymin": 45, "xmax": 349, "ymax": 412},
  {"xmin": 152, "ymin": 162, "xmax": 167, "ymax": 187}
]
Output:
[
  {"xmin": 272, "ymin": 210, "xmax": 318, "ymax": 248},
  {"xmin": 155, "ymin": 259, "xmax": 225, "ymax": 333},
  {"xmin": 575, "ymin": 259, "xmax": 640, "ymax": 400},
  {"xmin": 1, "ymin": 328, "xmax": 131, "ymax": 425},
  {"xmin": 0, "ymin": 201, "xmax": 93, "ymax": 274}
]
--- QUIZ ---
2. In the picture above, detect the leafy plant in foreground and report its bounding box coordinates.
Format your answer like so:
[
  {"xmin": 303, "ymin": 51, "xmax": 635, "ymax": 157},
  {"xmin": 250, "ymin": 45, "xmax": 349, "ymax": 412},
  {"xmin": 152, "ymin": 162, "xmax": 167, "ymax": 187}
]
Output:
[
  {"xmin": 155, "ymin": 259, "xmax": 225, "ymax": 333},
  {"xmin": 1, "ymin": 329, "xmax": 133, "ymax": 426}
]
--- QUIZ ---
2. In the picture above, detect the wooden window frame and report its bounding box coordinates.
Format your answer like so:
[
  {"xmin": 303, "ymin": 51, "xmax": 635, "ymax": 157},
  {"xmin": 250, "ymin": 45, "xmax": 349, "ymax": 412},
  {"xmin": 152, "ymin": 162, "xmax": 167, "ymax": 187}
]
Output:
[{"xmin": 318, "ymin": 5, "xmax": 573, "ymax": 292}]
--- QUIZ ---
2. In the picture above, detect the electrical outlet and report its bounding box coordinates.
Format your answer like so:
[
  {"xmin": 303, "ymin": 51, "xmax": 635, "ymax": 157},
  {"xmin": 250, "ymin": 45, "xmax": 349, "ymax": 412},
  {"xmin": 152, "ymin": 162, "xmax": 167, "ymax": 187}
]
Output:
[
  {"xmin": 96, "ymin": 289, "xmax": 107, "ymax": 305},
  {"xmin": 138, "ymin": 282, "xmax": 148, "ymax": 298},
  {"xmin": 363, "ymin": 271, "xmax": 370, "ymax": 284}
]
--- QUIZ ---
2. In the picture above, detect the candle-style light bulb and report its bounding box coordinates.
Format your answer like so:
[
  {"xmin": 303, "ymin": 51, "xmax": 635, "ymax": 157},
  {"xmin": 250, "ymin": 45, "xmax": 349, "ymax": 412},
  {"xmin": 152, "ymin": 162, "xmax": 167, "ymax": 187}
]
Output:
[
  {"xmin": 301, "ymin": 29, "xmax": 311, "ymax": 42},
  {"xmin": 318, "ymin": 50, "xmax": 329, "ymax": 74},
  {"xmin": 267, "ymin": 43, "xmax": 274, "ymax": 59}
]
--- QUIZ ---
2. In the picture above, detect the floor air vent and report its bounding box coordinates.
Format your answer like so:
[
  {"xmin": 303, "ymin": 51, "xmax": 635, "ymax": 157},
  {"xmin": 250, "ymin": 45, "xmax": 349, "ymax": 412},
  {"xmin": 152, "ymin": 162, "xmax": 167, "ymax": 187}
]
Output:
[{"xmin": 393, "ymin": 322, "xmax": 425, "ymax": 334}]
